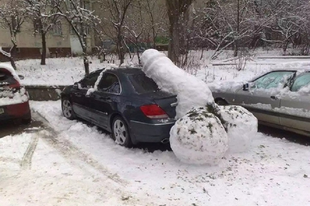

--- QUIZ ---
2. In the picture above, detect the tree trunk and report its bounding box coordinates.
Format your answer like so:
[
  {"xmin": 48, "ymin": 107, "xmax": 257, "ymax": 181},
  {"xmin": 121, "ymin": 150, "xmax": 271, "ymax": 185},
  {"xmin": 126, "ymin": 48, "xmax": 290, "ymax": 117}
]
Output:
[
  {"xmin": 41, "ymin": 32, "xmax": 47, "ymax": 65},
  {"xmin": 234, "ymin": 41, "xmax": 238, "ymax": 57},
  {"xmin": 83, "ymin": 54, "xmax": 89, "ymax": 76},
  {"xmin": 9, "ymin": 57, "xmax": 17, "ymax": 70},
  {"xmin": 9, "ymin": 44, "xmax": 17, "ymax": 70},
  {"xmin": 166, "ymin": 0, "xmax": 193, "ymax": 65},
  {"xmin": 117, "ymin": 31, "xmax": 125, "ymax": 65},
  {"xmin": 168, "ymin": 20, "xmax": 181, "ymax": 64}
]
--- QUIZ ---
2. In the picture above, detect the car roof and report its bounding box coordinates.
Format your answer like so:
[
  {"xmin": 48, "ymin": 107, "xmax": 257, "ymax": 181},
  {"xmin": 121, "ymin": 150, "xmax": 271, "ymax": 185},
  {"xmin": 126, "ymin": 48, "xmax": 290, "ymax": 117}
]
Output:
[
  {"xmin": 109, "ymin": 67, "xmax": 143, "ymax": 75},
  {"xmin": 92, "ymin": 67, "xmax": 143, "ymax": 75}
]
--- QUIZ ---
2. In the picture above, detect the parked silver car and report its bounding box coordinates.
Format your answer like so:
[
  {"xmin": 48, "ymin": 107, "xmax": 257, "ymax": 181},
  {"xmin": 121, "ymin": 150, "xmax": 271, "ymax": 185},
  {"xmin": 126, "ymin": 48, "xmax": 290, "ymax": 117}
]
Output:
[{"xmin": 212, "ymin": 69, "xmax": 310, "ymax": 137}]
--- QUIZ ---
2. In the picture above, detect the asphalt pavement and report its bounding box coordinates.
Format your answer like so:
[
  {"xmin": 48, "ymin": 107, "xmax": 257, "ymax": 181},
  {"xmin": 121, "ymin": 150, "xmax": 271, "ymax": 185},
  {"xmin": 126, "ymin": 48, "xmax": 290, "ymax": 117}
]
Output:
[{"xmin": 0, "ymin": 119, "xmax": 43, "ymax": 138}]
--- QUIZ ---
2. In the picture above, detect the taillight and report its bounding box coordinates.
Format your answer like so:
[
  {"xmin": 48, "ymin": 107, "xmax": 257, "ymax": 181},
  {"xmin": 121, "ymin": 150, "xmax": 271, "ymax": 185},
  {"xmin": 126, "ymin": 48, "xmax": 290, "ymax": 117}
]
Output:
[
  {"xmin": 140, "ymin": 104, "xmax": 169, "ymax": 119},
  {"xmin": 10, "ymin": 81, "xmax": 20, "ymax": 89}
]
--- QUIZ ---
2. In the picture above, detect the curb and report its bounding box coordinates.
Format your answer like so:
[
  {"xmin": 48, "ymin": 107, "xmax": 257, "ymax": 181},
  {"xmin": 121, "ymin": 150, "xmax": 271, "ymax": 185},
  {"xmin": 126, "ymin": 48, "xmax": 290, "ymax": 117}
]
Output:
[{"xmin": 25, "ymin": 85, "xmax": 68, "ymax": 101}]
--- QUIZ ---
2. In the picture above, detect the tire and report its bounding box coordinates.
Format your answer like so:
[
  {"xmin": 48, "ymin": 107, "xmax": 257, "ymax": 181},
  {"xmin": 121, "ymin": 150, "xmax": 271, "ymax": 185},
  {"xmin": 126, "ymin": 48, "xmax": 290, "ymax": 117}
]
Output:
[
  {"xmin": 215, "ymin": 99, "xmax": 228, "ymax": 106},
  {"xmin": 62, "ymin": 97, "xmax": 76, "ymax": 120},
  {"xmin": 111, "ymin": 116, "xmax": 132, "ymax": 148}
]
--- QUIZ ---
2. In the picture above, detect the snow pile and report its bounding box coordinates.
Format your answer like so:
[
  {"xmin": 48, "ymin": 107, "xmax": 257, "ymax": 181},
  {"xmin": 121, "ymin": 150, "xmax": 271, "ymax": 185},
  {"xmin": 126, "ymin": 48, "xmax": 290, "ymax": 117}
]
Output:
[
  {"xmin": 219, "ymin": 105, "xmax": 258, "ymax": 153},
  {"xmin": 141, "ymin": 49, "xmax": 214, "ymax": 118},
  {"xmin": 170, "ymin": 107, "xmax": 228, "ymax": 165}
]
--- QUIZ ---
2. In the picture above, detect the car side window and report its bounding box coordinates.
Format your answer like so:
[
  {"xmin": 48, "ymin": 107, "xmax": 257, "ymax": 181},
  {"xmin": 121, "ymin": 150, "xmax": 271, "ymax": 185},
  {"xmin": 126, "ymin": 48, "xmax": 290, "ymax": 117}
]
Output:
[
  {"xmin": 252, "ymin": 71, "xmax": 294, "ymax": 89},
  {"xmin": 79, "ymin": 72, "xmax": 100, "ymax": 89},
  {"xmin": 291, "ymin": 73, "xmax": 310, "ymax": 92},
  {"xmin": 98, "ymin": 73, "xmax": 120, "ymax": 94}
]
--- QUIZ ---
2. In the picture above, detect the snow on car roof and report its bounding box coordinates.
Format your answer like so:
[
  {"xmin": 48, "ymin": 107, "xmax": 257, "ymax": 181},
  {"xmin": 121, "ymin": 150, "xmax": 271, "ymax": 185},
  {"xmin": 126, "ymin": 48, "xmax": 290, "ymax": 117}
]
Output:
[{"xmin": 0, "ymin": 63, "xmax": 21, "ymax": 83}]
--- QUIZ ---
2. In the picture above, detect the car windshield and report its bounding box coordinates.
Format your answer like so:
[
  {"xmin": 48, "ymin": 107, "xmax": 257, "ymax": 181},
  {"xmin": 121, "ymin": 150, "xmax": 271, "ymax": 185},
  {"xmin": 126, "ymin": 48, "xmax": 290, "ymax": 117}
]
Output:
[
  {"xmin": 129, "ymin": 73, "xmax": 159, "ymax": 94},
  {"xmin": 252, "ymin": 71, "xmax": 295, "ymax": 90}
]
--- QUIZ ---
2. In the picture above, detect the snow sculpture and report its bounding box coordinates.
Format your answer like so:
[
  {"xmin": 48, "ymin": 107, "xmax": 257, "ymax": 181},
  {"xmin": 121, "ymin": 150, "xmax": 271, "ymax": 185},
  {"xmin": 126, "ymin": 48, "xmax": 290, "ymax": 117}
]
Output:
[
  {"xmin": 141, "ymin": 49, "xmax": 214, "ymax": 118},
  {"xmin": 218, "ymin": 105, "xmax": 258, "ymax": 153},
  {"xmin": 141, "ymin": 49, "xmax": 257, "ymax": 165},
  {"xmin": 170, "ymin": 107, "xmax": 229, "ymax": 165}
]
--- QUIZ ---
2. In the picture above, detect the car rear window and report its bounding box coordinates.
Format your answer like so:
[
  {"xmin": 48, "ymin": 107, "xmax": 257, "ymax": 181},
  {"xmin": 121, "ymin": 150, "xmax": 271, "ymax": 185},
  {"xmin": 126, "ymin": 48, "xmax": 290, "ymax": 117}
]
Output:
[
  {"xmin": 0, "ymin": 69, "xmax": 16, "ymax": 86},
  {"xmin": 129, "ymin": 73, "xmax": 159, "ymax": 94}
]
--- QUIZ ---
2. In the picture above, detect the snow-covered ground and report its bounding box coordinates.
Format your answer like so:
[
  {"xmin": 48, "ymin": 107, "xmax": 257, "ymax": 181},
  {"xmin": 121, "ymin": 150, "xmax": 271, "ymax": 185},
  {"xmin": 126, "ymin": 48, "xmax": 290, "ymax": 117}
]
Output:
[
  {"xmin": 1, "ymin": 101, "xmax": 309, "ymax": 206},
  {"xmin": 1, "ymin": 50, "xmax": 310, "ymax": 205}
]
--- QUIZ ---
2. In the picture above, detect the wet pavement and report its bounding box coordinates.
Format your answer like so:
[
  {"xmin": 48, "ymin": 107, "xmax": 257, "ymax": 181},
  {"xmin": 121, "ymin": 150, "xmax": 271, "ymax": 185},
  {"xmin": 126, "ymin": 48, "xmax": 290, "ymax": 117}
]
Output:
[{"xmin": 0, "ymin": 119, "xmax": 44, "ymax": 138}]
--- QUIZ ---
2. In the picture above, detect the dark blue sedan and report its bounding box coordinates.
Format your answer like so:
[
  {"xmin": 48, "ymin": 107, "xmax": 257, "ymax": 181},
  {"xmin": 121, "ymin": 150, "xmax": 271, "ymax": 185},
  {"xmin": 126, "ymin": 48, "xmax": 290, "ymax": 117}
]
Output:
[{"xmin": 61, "ymin": 68, "xmax": 177, "ymax": 147}]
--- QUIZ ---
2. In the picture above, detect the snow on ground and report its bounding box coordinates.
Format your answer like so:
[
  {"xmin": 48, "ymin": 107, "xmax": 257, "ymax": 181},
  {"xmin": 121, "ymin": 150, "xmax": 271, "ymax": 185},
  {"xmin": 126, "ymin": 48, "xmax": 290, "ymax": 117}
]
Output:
[{"xmin": 10, "ymin": 100, "xmax": 306, "ymax": 206}]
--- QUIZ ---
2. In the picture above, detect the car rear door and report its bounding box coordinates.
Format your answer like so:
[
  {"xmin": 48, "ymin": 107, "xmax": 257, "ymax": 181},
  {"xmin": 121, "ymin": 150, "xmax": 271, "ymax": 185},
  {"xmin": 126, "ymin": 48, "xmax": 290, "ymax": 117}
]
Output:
[
  {"xmin": 239, "ymin": 71, "xmax": 295, "ymax": 125},
  {"xmin": 279, "ymin": 72, "xmax": 310, "ymax": 132}
]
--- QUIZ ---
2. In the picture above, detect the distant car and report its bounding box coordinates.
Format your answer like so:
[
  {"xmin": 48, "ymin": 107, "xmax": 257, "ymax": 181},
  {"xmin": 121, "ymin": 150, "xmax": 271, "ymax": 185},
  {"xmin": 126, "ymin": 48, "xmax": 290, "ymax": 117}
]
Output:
[
  {"xmin": 0, "ymin": 63, "xmax": 31, "ymax": 124},
  {"xmin": 61, "ymin": 68, "xmax": 177, "ymax": 147},
  {"xmin": 212, "ymin": 69, "xmax": 310, "ymax": 137}
]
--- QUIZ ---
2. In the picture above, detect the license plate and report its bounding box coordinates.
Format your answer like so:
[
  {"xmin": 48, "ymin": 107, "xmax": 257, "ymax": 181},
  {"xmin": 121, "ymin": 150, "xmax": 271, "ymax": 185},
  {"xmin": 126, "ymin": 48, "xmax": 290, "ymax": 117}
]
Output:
[{"xmin": 0, "ymin": 108, "xmax": 4, "ymax": 114}]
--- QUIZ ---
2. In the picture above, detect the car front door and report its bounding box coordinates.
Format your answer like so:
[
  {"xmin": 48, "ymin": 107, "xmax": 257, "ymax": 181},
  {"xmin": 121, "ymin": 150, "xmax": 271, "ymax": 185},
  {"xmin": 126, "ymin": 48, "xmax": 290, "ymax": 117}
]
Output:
[
  {"xmin": 238, "ymin": 71, "xmax": 295, "ymax": 125},
  {"xmin": 280, "ymin": 72, "xmax": 310, "ymax": 132},
  {"xmin": 90, "ymin": 73, "xmax": 121, "ymax": 130},
  {"xmin": 71, "ymin": 71, "xmax": 100, "ymax": 120}
]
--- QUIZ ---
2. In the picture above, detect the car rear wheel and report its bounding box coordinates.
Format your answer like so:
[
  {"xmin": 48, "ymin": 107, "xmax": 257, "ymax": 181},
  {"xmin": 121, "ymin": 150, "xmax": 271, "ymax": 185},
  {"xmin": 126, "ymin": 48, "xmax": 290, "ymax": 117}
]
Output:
[
  {"xmin": 62, "ymin": 98, "xmax": 76, "ymax": 120},
  {"xmin": 215, "ymin": 99, "xmax": 228, "ymax": 106},
  {"xmin": 112, "ymin": 116, "xmax": 132, "ymax": 148}
]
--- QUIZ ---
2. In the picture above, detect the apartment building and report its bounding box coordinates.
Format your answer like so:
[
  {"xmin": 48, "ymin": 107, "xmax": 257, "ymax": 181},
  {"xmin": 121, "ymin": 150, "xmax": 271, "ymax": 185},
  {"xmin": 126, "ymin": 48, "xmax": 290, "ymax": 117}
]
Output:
[{"xmin": 0, "ymin": 0, "xmax": 95, "ymax": 61}]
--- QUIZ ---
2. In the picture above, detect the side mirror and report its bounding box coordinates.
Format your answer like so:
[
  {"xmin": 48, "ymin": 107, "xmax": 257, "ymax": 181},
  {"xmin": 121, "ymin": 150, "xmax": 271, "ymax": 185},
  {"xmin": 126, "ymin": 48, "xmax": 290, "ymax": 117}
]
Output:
[
  {"xmin": 243, "ymin": 83, "xmax": 249, "ymax": 91},
  {"xmin": 18, "ymin": 75, "xmax": 25, "ymax": 80}
]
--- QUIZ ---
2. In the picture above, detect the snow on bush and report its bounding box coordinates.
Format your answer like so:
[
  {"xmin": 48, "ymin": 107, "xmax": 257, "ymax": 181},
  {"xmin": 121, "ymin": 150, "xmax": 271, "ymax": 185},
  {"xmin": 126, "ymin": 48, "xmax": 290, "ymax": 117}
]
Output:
[
  {"xmin": 170, "ymin": 107, "xmax": 228, "ymax": 165},
  {"xmin": 218, "ymin": 105, "xmax": 258, "ymax": 153},
  {"xmin": 141, "ymin": 49, "xmax": 214, "ymax": 118}
]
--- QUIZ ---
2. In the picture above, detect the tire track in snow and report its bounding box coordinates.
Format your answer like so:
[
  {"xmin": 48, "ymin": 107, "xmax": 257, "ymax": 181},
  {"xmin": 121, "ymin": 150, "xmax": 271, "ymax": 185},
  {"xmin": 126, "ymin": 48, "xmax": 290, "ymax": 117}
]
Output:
[
  {"xmin": 32, "ymin": 111, "xmax": 127, "ymax": 186},
  {"xmin": 20, "ymin": 134, "xmax": 39, "ymax": 170}
]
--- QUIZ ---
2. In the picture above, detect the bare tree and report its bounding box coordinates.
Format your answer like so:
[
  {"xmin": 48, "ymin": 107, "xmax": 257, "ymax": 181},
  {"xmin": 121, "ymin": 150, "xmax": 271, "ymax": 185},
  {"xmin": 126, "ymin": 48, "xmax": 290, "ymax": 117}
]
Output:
[
  {"xmin": 55, "ymin": 0, "xmax": 100, "ymax": 75},
  {"xmin": 25, "ymin": 0, "xmax": 61, "ymax": 65},
  {"xmin": 0, "ymin": 0, "xmax": 27, "ymax": 69},
  {"xmin": 144, "ymin": 0, "xmax": 167, "ymax": 48},
  {"xmin": 124, "ymin": 0, "xmax": 147, "ymax": 64},
  {"xmin": 99, "ymin": 0, "xmax": 133, "ymax": 65},
  {"xmin": 165, "ymin": 0, "xmax": 194, "ymax": 64}
]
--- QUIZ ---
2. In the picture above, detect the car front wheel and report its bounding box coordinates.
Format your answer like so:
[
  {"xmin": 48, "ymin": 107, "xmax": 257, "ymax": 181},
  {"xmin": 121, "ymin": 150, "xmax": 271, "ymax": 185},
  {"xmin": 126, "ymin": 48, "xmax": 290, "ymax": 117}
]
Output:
[
  {"xmin": 62, "ymin": 98, "xmax": 76, "ymax": 120},
  {"xmin": 112, "ymin": 116, "xmax": 132, "ymax": 148}
]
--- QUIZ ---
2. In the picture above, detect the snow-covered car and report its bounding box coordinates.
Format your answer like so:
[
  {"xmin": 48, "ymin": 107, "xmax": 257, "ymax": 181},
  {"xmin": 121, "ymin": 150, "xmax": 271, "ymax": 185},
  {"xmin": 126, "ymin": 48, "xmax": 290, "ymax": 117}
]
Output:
[
  {"xmin": 212, "ymin": 69, "xmax": 310, "ymax": 137},
  {"xmin": 61, "ymin": 67, "xmax": 177, "ymax": 147},
  {"xmin": 0, "ymin": 63, "xmax": 31, "ymax": 124}
]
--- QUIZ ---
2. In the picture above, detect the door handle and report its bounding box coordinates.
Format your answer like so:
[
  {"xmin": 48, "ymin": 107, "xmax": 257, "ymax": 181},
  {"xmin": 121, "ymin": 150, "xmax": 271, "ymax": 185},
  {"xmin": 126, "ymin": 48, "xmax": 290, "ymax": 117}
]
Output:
[{"xmin": 270, "ymin": 96, "xmax": 278, "ymax": 100}]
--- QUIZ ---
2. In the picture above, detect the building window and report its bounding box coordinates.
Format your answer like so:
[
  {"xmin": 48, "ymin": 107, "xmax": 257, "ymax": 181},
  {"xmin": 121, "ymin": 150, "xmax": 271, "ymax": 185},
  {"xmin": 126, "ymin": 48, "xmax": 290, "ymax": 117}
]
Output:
[{"xmin": 52, "ymin": 21, "xmax": 62, "ymax": 35}]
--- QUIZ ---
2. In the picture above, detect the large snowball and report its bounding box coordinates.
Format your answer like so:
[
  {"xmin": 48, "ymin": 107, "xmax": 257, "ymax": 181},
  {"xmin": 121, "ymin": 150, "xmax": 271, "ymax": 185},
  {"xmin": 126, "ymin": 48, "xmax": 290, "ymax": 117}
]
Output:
[
  {"xmin": 218, "ymin": 105, "xmax": 258, "ymax": 153},
  {"xmin": 141, "ymin": 49, "xmax": 214, "ymax": 118},
  {"xmin": 170, "ymin": 107, "xmax": 229, "ymax": 165}
]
